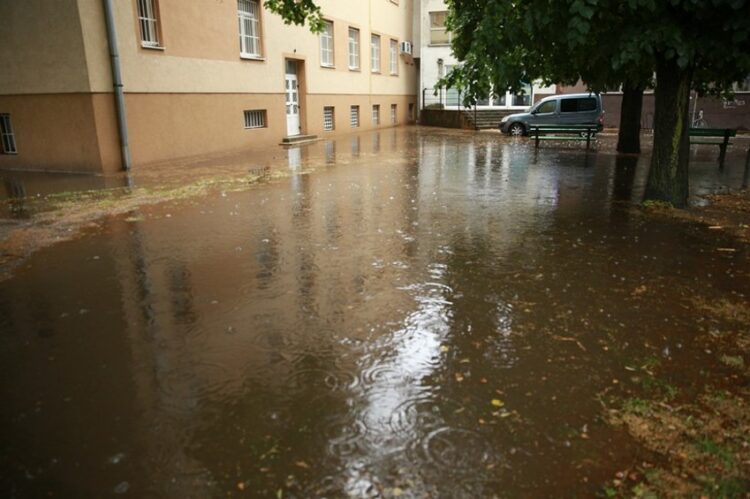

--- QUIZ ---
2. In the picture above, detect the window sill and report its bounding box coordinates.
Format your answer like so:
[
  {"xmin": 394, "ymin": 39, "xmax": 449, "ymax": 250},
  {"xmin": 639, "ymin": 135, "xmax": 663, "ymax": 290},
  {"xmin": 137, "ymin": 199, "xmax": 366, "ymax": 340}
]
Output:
[
  {"xmin": 427, "ymin": 43, "xmax": 451, "ymax": 47},
  {"xmin": 240, "ymin": 54, "xmax": 265, "ymax": 61},
  {"xmin": 141, "ymin": 43, "xmax": 165, "ymax": 51},
  {"xmin": 348, "ymin": 67, "xmax": 361, "ymax": 72},
  {"xmin": 371, "ymin": 70, "xmax": 381, "ymax": 74},
  {"xmin": 390, "ymin": 73, "xmax": 398, "ymax": 77},
  {"xmin": 321, "ymin": 64, "xmax": 336, "ymax": 69}
]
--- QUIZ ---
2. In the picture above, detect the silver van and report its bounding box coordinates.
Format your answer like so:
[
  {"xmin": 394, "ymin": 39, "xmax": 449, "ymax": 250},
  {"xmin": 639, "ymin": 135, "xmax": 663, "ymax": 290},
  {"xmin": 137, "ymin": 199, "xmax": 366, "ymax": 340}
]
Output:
[{"xmin": 499, "ymin": 93, "xmax": 604, "ymax": 136}]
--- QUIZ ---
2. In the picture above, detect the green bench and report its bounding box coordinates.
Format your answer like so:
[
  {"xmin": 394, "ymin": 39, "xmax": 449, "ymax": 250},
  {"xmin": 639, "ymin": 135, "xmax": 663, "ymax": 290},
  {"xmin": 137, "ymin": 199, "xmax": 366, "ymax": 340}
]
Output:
[
  {"xmin": 689, "ymin": 127, "xmax": 736, "ymax": 167},
  {"xmin": 529, "ymin": 124, "xmax": 600, "ymax": 150}
]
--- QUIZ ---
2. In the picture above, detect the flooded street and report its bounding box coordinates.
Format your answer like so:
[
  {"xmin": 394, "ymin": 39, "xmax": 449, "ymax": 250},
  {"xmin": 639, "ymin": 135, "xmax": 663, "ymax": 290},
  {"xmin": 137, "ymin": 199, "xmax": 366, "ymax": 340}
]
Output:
[{"xmin": 1, "ymin": 128, "xmax": 748, "ymax": 497}]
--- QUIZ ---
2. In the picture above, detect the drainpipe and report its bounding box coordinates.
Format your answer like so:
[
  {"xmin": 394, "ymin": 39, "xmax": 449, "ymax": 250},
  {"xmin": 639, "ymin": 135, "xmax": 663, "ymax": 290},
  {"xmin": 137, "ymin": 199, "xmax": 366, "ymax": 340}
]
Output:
[{"xmin": 102, "ymin": 0, "xmax": 131, "ymax": 171}]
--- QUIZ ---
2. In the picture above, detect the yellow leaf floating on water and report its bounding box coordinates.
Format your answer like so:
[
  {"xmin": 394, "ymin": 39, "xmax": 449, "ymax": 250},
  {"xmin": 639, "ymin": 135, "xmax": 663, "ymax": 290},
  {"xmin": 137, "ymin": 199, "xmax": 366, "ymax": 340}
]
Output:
[
  {"xmin": 393, "ymin": 487, "xmax": 404, "ymax": 496},
  {"xmin": 491, "ymin": 399, "xmax": 505, "ymax": 408},
  {"xmin": 440, "ymin": 345, "xmax": 450, "ymax": 353},
  {"xmin": 454, "ymin": 373, "xmax": 464, "ymax": 382}
]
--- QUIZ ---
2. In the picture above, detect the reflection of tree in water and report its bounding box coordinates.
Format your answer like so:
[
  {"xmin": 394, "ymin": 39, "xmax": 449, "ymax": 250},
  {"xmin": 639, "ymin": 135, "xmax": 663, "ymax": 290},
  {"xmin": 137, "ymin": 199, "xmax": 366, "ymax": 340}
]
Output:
[{"xmin": 612, "ymin": 155, "xmax": 639, "ymax": 201}]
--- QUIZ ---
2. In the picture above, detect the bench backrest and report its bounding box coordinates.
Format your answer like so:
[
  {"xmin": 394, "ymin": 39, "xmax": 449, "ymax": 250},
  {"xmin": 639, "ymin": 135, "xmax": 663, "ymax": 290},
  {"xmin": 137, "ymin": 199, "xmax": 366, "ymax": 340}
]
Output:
[{"xmin": 689, "ymin": 127, "xmax": 737, "ymax": 137}]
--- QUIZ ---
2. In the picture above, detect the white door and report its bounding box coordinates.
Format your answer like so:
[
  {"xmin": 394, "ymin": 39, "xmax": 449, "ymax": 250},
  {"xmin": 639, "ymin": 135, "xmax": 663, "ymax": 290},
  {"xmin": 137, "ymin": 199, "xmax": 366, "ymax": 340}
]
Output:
[{"xmin": 285, "ymin": 74, "xmax": 300, "ymax": 136}]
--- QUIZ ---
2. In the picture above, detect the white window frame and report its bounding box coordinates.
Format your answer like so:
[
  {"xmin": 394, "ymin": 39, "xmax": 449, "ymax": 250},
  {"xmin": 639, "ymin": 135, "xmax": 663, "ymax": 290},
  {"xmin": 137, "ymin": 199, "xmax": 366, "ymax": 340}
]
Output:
[
  {"xmin": 137, "ymin": 0, "xmax": 160, "ymax": 47},
  {"xmin": 348, "ymin": 27, "xmax": 360, "ymax": 70},
  {"xmin": 238, "ymin": 0, "xmax": 262, "ymax": 58},
  {"xmin": 389, "ymin": 39, "xmax": 398, "ymax": 75},
  {"xmin": 244, "ymin": 110, "xmax": 267, "ymax": 129},
  {"xmin": 390, "ymin": 104, "xmax": 397, "ymax": 125},
  {"xmin": 323, "ymin": 106, "xmax": 335, "ymax": 131},
  {"xmin": 429, "ymin": 11, "xmax": 451, "ymax": 45},
  {"xmin": 370, "ymin": 34, "xmax": 381, "ymax": 73},
  {"xmin": 0, "ymin": 114, "xmax": 17, "ymax": 154},
  {"xmin": 320, "ymin": 20, "xmax": 334, "ymax": 67},
  {"xmin": 350, "ymin": 105, "xmax": 360, "ymax": 128},
  {"xmin": 372, "ymin": 105, "xmax": 380, "ymax": 125}
]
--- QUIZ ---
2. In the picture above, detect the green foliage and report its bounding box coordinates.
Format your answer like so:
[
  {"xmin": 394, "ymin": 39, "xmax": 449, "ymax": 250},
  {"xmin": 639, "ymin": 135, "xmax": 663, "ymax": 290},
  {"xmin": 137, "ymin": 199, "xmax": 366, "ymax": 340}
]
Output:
[
  {"xmin": 622, "ymin": 397, "xmax": 652, "ymax": 416},
  {"xmin": 263, "ymin": 0, "xmax": 325, "ymax": 33},
  {"xmin": 442, "ymin": 0, "xmax": 750, "ymax": 103}
]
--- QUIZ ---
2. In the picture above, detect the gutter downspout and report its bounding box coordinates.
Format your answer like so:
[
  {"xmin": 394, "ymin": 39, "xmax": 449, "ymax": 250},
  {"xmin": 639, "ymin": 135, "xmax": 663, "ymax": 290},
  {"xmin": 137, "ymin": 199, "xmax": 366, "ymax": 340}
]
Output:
[{"xmin": 102, "ymin": 0, "xmax": 131, "ymax": 171}]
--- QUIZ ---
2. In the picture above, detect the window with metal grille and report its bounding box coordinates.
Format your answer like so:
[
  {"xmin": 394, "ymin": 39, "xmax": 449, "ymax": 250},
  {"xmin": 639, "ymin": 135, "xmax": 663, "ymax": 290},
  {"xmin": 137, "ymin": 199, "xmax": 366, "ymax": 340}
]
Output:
[
  {"xmin": 244, "ymin": 110, "xmax": 266, "ymax": 129},
  {"xmin": 320, "ymin": 20, "xmax": 334, "ymax": 67},
  {"xmin": 324, "ymin": 107, "xmax": 335, "ymax": 131},
  {"xmin": 389, "ymin": 39, "xmax": 398, "ymax": 75},
  {"xmin": 0, "ymin": 114, "xmax": 17, "ymax": 154},
  {"xmin": 372, "ymin": 105, "xmax": 380, "ymax": 125},
  {"xmin": 390, "ymin": 104, "xmax": 397, "ymax": 124},
  {"xmin": 348, "ymin": 28, "xmax": 360, "ymax": 70},
  {"xmin": 238, "ymin": 0, "xmax": 261, "ymax": 57},
  {"xmin": 350, "ymin": 106, "xmax": 360, "ymax": 128},
  {"xmin": 371, "ymin": 34, "xmax": 380, "ymax": 72},
  {"xmin": 137, "ymin": 0, "xmax": 160, "ymax": 47},
  {"xmin": 408, "ymin": 103, "xmax": 414, "ymax": 121}
]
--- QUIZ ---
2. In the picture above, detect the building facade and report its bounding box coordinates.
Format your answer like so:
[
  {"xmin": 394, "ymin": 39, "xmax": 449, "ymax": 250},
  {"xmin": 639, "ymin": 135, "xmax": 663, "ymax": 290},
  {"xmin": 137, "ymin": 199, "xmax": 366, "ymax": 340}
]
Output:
[
  {"xmin": 0, "ymin": 0, "xmax": 418, "ymax": 174},
  {"xmin": 414, "ymin": 0, "xmax": 555, "ymax": 112}
]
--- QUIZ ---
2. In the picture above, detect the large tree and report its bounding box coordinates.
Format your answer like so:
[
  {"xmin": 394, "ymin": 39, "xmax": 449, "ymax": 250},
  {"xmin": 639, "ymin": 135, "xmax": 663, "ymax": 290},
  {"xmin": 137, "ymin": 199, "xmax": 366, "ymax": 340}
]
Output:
[
  {"xmin": 441, "ymin": 0, "xmax": 652, "ymax": 155},
  {"xmin": 443, "ymin": 0, "xmax": 750, "ymax": 207}
]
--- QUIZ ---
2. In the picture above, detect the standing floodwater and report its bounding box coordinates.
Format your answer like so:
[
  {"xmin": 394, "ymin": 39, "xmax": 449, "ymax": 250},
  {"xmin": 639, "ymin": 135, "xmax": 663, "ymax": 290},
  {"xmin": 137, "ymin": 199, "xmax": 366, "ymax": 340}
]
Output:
[{"xmin": 1, "ymin": 129, "xmax": 748, "ymax": 497}]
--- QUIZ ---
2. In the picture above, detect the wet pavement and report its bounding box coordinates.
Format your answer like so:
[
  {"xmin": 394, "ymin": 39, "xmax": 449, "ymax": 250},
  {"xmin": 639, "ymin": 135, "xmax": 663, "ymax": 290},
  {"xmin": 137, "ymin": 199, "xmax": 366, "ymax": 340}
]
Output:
[{"xmin": 0, "ymin": 128, "xmax": 748, "ymax": 497}]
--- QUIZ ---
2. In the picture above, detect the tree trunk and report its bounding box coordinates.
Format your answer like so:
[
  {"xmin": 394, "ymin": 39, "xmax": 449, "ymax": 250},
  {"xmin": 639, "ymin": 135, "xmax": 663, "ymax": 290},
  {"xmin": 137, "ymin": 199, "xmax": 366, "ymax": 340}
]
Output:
[
  {"xmin": 617, "ymin": 82, "xmax": 644, "ymax": 154},
  {"xmin": 644, "ymin": 58, "xmax": 692, "ymax": 207}
]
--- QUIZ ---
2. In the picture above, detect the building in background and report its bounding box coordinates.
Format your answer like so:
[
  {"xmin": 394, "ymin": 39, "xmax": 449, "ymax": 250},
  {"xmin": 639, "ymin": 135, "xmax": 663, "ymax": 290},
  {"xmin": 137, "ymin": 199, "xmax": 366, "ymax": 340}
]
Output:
[
  {"xmin": 414, "ymin": 0, "xmax": 555, "ymax": 129},
  {"xmin": 0, "ymin": 0, "xmax": 418, "ymax": 174}
]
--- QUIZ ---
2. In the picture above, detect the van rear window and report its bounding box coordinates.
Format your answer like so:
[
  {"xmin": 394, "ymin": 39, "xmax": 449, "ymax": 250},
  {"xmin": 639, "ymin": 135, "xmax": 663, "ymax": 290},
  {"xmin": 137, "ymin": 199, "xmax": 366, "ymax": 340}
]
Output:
[{"xmin": 561, "ymin": 97, "xmax": 597, "ymax": 112}]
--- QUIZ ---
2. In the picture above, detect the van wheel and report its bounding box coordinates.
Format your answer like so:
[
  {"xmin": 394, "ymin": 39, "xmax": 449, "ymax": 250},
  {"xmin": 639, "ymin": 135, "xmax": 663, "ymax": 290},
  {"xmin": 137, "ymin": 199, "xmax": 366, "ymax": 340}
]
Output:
[{"xmin": 509, "ymin": 123, "xmax": 525, "ymax": 136}]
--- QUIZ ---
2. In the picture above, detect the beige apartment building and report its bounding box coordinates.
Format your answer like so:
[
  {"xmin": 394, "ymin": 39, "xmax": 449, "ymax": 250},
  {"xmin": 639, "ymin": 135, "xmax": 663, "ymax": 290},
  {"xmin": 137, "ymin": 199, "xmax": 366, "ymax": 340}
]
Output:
[{"xmin": 0, "ymin": 0, "xmax": 417, "ymax": 174}]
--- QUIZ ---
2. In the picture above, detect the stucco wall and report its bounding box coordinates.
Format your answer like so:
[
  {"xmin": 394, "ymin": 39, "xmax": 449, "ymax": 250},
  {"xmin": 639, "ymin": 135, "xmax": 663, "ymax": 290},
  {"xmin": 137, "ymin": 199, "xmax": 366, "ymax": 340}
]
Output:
[
  {"xmin": 0, "ymin": 94, "xmax": 119, "ymax": 173},
  {"xmin": 0, "ymin": 0, "xmax": 91, "ymax": 94},
  {"xmin": 124, "ymin": 92, "xmax": 416, "ymax": 167},
  {"xmin": 87, "ymin": 0, "xmax": 418, "ymax": 97}
]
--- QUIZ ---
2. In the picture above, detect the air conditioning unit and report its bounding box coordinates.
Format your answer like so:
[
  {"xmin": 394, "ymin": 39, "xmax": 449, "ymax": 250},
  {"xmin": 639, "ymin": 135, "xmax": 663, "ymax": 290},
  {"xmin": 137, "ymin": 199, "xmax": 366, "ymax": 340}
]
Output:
[{"xmin": 400, "ymin": 41, "xmax": 413, "ymax": 55}]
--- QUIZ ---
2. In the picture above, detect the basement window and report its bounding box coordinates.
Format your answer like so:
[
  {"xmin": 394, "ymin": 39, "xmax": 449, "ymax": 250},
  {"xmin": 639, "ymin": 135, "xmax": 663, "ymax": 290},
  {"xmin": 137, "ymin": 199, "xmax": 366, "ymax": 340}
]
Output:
[
  {"xmin": 244, "ymin": 110, "xmax": 267, "ymax": 129},
  {"xmin": 390, "ymin": 104, "xmax": 397, "ymax": 124},
  {"xmin": 372, "ymin": 104, "xmax": 380, "ymax": 125},
  {"xmin": 0, "ymin": 114, "xmax": 17, "ymax": 154},
  {"xmin": 350, "ymin": 106, "xmax": 360, "ymax": 128},
  {"xmin": 323, "ymin": 107, "xmax": 335, "ymax": 131}
]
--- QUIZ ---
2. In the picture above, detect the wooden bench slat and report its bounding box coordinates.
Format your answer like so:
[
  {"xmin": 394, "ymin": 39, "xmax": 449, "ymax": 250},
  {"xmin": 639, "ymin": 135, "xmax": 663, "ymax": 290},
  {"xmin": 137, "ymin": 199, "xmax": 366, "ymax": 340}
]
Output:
[
  {"xmin": 536, "ymin": 136, "xmax": 589, "ymax": 141},
  {"xmin": 691, "ymin": 140, "xmax": 734, "ymax": 145}
]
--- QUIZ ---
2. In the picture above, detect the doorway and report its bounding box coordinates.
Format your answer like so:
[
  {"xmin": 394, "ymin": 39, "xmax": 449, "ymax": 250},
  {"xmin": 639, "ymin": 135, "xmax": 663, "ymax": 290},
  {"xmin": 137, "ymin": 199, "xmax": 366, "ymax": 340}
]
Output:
[{"xmin": 285, "ymin": 60, "xmax": 301, "ymax": 136}]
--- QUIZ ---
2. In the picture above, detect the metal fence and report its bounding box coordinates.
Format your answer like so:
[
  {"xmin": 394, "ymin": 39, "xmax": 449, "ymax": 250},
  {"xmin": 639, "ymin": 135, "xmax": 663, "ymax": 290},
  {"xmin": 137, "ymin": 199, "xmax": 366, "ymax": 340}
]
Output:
[{"xmin": 421, "ymin": 87, "xmax": 469, "ymax": 111}]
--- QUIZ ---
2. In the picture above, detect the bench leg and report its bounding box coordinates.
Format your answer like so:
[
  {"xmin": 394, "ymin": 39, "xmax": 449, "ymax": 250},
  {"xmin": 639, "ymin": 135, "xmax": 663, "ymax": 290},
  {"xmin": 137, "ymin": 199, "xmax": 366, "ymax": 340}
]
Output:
[
  {"xmin": 743, "ymin": 146, "xmax": 750, "ymax": 189},
  {"xmin": 586, "ymin": 133, "xmax": 591, "ymax": 150},
  {"xmin": 719, "ymin": 144, "xmax": 727, "ymax": 168},
  {"xmin": 535, "ymin": 134, "xmax": 539, "ymax": 148}
]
